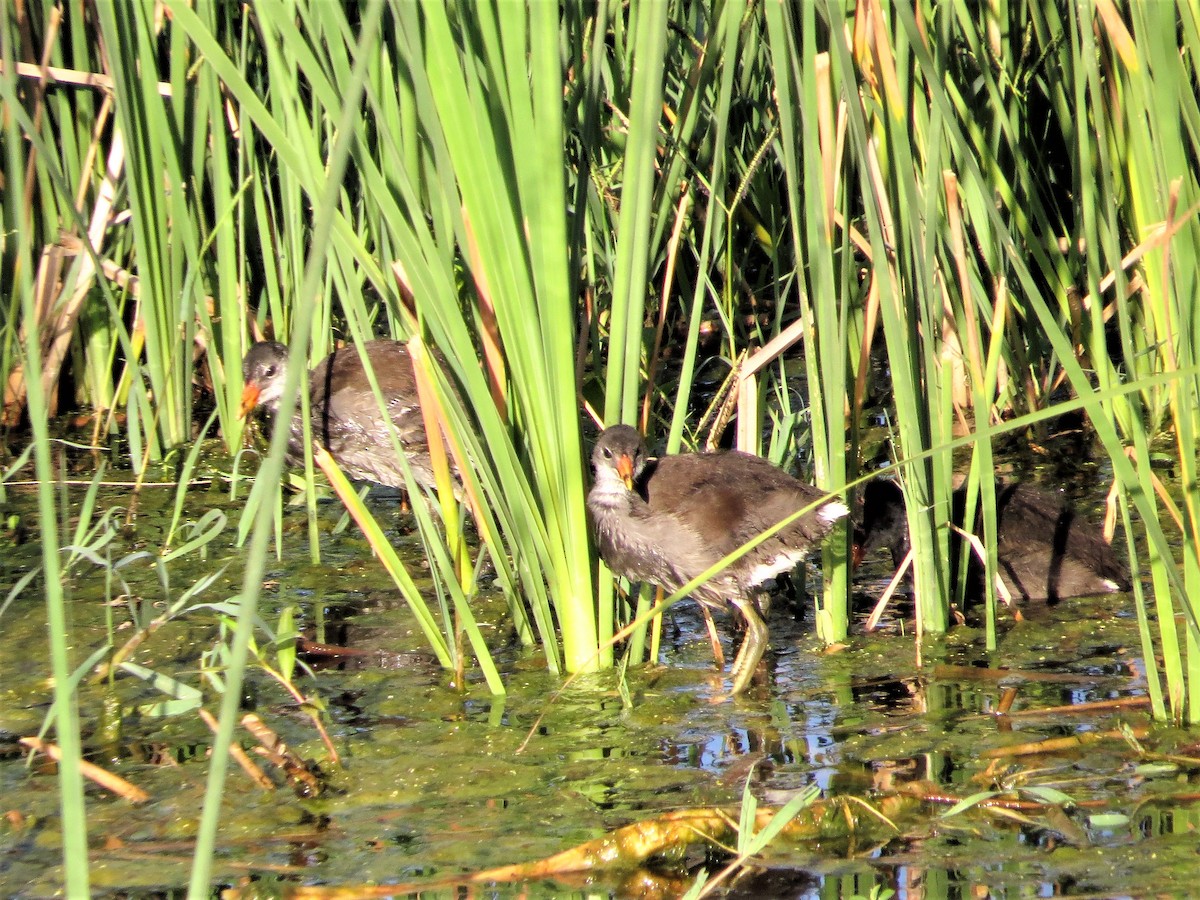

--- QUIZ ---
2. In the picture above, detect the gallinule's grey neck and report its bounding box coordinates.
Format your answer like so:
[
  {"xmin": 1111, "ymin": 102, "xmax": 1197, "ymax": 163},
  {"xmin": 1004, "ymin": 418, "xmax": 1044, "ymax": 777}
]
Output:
[
  {"xmin": 587, "ymin": 424, "xmax": 848, "ymax": 695},
  {"xmin": 854, "ymin": 478, "xmax": 1130, "ymax": 603},
  {"xmin": 240, "ymin": 340, "xmax": 446, "ymax": 492}
]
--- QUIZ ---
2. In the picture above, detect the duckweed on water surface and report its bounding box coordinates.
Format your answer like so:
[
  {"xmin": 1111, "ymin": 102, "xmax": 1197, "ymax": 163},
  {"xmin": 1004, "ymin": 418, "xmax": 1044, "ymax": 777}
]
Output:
[{"xmin": 2, "ymin": 477, "xmax": 1199, "ymax": 898}]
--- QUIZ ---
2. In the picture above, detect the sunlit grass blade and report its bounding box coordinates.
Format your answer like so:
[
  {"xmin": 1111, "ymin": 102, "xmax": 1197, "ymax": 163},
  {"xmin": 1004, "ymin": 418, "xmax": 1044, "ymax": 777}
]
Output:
[{"xmin": 0, "ymin": 13, "xmax": 90, "ymax": 894}]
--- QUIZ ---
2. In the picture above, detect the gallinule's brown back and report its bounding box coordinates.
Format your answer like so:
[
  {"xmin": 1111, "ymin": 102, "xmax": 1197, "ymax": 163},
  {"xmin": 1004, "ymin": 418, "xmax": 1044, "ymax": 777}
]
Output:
[
  {"xmin": 587, "ymin": 424, "xmax": 848, "ymax": 694},
  {"xmin": 855, "ymin": 478, "xmax": 1130, "ymax": 603},
  {"xmin": 240, "ymin": 340, "xmax": 448, "ymax": 492}
]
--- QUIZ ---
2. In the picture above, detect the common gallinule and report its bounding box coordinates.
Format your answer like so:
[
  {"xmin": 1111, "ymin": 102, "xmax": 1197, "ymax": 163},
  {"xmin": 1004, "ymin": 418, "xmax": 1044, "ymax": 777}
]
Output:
[
  {"xmin": 240, "ymin": 340, "xmax": 450, "ymax": 492},
  {"xmin": 854, "ymin": 478, "xmax": 1130, "ymax": 603},
  {"xmin": 587, "ymin": 424, "xmax": 849, "ymax": 694}
]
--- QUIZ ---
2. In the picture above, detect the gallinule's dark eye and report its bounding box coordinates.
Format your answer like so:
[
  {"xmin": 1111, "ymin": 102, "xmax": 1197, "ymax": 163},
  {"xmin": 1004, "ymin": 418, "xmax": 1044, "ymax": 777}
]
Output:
[
  {"xmin": 602, "ymin": 447, "xmax": 613, "ymax": 459},
  {"xmin": 264, "ymin": 365, "xmax": 277, "ymax": 378}
]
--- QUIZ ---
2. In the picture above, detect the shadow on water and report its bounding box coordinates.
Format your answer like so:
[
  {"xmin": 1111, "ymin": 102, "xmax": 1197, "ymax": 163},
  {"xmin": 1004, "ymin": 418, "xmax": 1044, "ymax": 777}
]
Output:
[{"xmin": 1, "ymin": 451, "xmax": 1196, "ymax": 899}]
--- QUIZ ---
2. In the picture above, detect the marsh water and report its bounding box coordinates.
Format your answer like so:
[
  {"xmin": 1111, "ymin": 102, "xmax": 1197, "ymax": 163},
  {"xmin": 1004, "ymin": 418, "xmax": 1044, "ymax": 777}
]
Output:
[{"xmin": 1, "ymin": 447, "xmax": 1197, "ymax": 899}]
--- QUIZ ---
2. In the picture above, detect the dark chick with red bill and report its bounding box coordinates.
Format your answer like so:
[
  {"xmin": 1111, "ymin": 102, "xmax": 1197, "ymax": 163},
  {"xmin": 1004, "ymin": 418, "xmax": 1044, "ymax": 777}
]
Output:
[
  {"xmin": 240, "ymin": 340, "xmax": 455, "ymax": 493},
  {"xmin": 588, "ymin": 424, "xmax": 848, "ymax": 695}
]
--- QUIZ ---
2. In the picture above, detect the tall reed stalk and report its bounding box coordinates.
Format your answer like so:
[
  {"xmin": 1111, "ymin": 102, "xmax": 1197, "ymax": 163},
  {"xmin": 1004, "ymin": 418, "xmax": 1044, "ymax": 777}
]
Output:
[{"xmin": 0, "ymin": 17, "xmax": 88, "ymax": 894}]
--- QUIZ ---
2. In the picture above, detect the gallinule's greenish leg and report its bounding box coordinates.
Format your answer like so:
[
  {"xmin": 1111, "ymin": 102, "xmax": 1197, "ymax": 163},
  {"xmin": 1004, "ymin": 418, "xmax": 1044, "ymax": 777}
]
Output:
[
  {"xmin": 240, "ymin": 340, "xmax": 450, "ymax": 492},
  {"xmin": 587, "ymin": 425, "xmax": 848, "ymax": 695},
  {"xmin": 854, "ymin": 478, "xmax": 1130, "ymax": 603}
]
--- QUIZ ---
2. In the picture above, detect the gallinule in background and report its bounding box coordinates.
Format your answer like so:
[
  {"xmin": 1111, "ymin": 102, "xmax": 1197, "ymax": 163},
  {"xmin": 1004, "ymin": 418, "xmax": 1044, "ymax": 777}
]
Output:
[
  {"xmin": 240, "ymin": 340, "xmax": 451, "ymax": 492},
  {"xmin": 588, "ymin": 424, "xmax": 849, "ymax": 694},
  {"xmin": 854, "ymin": 478, "xmax": 1130, "ymax": 603}
]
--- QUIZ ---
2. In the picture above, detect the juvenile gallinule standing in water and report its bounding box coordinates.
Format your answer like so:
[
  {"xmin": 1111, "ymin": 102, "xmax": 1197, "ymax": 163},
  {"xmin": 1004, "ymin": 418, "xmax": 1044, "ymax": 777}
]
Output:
[
  {"xmin": 854, "ymin": 478, "xmax": 1130, "ymax": 603},
  {"xmin": 240, "ymin": 340, "xmax": 451, "ymax": 492},
  {"xmin": 587, "ymin": 424, "xmax": 848, "ymax": 695}
]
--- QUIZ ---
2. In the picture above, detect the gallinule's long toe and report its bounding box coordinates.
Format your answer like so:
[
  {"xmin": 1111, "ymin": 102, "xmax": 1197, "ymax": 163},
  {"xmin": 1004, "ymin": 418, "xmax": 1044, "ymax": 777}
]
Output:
[
  {"xmin": 855, "ymin": 478, "xmax": 1130, "ymax": 603},
  {"xmin": 587, "ymin": 425, "xmax": 848, "ymax": 695},
  {"xmin": 240, "ymin": 340, "xmax": 451, "ymax": 492}
]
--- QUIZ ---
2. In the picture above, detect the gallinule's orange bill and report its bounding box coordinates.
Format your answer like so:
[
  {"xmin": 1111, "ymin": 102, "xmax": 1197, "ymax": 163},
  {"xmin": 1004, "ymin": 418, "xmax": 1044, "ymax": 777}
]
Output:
[
  {"xmin": 854, "ymin": 478, "xmax": 1130, "ymax": 602},
  {"xmin": 240, "ymin": 340, "xmax": 449, "ymax": 492},
  {"xmin": 588, "ymin": 425, "xmax": 848, "ymax": 695}
]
